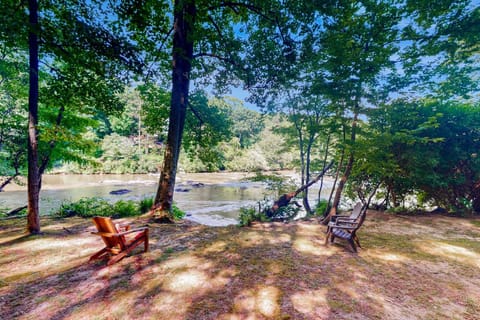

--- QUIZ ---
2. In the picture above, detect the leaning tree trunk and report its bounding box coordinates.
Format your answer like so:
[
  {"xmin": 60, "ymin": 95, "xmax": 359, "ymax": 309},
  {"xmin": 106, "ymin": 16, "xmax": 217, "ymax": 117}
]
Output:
[
  {"xmin": 267, "ymin": 161, "xmax": 333, "ymax": 217},
  {"xmin": 153, "ymin": 0, "xmax": 196, "ymax": 221},
  {"xmin": 27, "ymin": 0, "xmax": 41, "ymax": 234}
]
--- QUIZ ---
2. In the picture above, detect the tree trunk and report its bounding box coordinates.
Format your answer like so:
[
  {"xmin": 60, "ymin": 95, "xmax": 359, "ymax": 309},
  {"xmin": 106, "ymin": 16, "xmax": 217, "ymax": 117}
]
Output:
[
  {"xmin": 267, "ymin": 161, "xmax": 333, "ymax": 217},
  {"xmin": 27, "ymin": 0, "xmax": 40, "ymax": 234},
  {"xmin": 325, "ymin": 148, "xmax": 344, "ymax": 217},
  {"xmin": 153, "ymin": 0, "xmax": 196, "ymax": 220},
  {"xmin": 324, "ymin": 110, "xmax": 359, "ymax": 223},
  {"xmin": 317, "ymin": 133, "xmax": 331, "ymax": 202},
  {"xmin": 302, "ymin": 136, "xmax": 314, "ymax": 214}
]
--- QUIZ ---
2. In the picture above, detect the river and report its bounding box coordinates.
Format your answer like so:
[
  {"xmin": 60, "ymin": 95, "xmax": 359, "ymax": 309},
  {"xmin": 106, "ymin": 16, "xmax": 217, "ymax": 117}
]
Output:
[{"xmin": 0, "ymin": 172, "xmax": 332, "ymax": 226}]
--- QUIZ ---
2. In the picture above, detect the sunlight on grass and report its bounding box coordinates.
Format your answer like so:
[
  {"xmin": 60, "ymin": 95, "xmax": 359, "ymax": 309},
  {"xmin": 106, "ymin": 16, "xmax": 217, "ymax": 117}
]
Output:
[
  {"xmin": 365, "ymin": 251, "xmax": 411, "ymax": 265},
  {"xmin": 291, "ymin": 288, "xmax": 329, "ymax": 317},
  {"xmin": 0, "ymin": 237, "xmax": 95, "ymax": 282},
  {"xmin": 146, "ymin": 260, "xmax": 235, "ymax": 318},
  {"xmin": 238, "ymin": 230, "xmax": 291, "ymax": 247},
  {"xmin": 164, "ymin": 270, "xmax": 207, "ymax": 292},
  {"xmin": 202, "ymin": 240, "xmax": 228, "ymax": 253},
  {"xmin": 162, "ymin": 255, "xmax": 211, "ymax": 271},
  {"xmin": 293, "ymin": 237, "xmax": 335, "ymax": 256},
  {"xmin": 25, "ymin": 237, "xmax": 93, "ymax": 251},
  {"xmin": 3, "ymin": 213, "xmax": 480, "ymax": 319},
  {"xmin": 231, "ymin": 285, "xmax": 281, "ymax": 318},
  {"xmin": 296, "ymin": 222, "xmax": 322, "ymax": 234},
  {"xmin": 257, "ymin": 286, "xmax": 281, "ymax": 317},
  {"xmin": 0, "ymin": 233, "xmax": 23, "ymax": 245},
  {"xmin": 35, "ymin": 284, "xmax": 105, "ymax": 319},
  {"xmin": 419, "ymin": 242, "xmax": 480, "ymax": 268}
]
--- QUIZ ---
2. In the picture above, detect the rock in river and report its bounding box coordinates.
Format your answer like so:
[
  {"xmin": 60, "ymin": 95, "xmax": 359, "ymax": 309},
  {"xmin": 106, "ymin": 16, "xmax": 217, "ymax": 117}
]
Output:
[{"xmin": 109, "ymin": 189, "xmax": 131, "ymax": 195}]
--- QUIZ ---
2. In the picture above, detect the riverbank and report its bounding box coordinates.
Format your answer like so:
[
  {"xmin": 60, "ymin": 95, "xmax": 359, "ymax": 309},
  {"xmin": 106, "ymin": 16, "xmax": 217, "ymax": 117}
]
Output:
[
  {"xmin": 1, "ymin": 211, "xmax": 479, "ymax": 319},
  {"xmin": 0, "ymin": 172, "xmax": 332, "ymax": 226}
]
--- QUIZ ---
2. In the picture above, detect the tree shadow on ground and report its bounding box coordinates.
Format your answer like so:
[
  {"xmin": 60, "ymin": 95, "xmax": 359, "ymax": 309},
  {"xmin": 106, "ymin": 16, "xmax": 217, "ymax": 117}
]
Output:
[{"xmin": 1, "ymin": 212, "xmax": 479, "ymax": 319}]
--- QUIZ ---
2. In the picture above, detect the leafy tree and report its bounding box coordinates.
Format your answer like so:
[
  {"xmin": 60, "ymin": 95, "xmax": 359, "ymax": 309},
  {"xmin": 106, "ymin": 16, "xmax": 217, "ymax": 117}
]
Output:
[
  {"xmin": 0, "ymin": 49, "xmax": 28, "ymax": 191},
  {"xmin": 277, "ymin": 95, "xmax": 334, "ymax": 213},
  {"xmin": 0, "ymin": 0, "xmax": 142, "ymax": 233},
  {"xmin": 118, "ymin": 0, "xmax": 309, "ymax": 220},
  {"xmin": 221, "ymin": 97, "xmax": 264, "ymax": 148},
  {"xmin": 358, "ymin": 99, "xmax": 480, "ymax": 213}
]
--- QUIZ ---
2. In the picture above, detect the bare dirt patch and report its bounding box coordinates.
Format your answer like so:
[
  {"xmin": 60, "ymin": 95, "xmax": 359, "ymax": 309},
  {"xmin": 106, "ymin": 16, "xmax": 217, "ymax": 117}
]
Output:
[{"xmin": 1, "ymin": 211, "xmax": 479, "ymax": 319}]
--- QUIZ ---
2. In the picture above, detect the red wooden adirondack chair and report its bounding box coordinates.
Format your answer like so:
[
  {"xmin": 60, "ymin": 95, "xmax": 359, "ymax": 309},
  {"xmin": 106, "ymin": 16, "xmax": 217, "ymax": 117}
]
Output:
[{"xmin": 90, "ymin": 217, "xmax": 149, "ymax": 265}]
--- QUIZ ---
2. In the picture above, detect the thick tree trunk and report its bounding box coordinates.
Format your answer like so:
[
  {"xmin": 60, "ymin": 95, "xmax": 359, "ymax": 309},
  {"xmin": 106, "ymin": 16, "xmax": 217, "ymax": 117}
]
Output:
[
  {"xmin": 27, "ymin": 0, "xmax": 40, "ymax": 234},
  {"xmin": 153, "ymin": 0, "xmax": 195, "ymax": 220}
]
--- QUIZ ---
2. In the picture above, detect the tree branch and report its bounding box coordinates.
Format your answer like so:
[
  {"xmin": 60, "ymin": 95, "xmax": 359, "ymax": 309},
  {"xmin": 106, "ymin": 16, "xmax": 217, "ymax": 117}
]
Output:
[
  {"xmin": 145, "ymin": 26, "xmax": 175, "ymax": 80},
  {"xmin": 187, "ymin": 101, "xmax": 204, "ymax": 125}
]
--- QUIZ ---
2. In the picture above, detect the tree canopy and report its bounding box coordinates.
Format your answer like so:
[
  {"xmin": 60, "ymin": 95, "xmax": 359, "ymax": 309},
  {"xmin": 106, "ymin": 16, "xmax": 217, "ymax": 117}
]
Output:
[{"xmin": 0, "ymin": 0, "xmax": 479, "ymax": 229}]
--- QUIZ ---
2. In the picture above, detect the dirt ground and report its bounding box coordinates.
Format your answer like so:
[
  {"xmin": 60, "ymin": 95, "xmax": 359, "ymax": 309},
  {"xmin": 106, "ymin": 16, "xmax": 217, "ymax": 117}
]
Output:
[{"xmin": 0, "ymin": 211, "xmax": 479, "ymax": 320}]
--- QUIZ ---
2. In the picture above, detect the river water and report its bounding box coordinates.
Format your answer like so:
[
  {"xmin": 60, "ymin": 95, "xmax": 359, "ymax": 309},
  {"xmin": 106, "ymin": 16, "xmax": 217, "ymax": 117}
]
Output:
[{"xmin": 0, "ymin": 172, "xmax": 332, "ymax": 226}]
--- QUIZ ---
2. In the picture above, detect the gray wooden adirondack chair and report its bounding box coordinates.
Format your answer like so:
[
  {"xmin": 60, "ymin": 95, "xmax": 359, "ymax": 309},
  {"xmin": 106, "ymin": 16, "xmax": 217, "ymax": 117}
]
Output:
[{"xmin": 325, "ymin": 203, "xmax": 367, "ymax": 253}]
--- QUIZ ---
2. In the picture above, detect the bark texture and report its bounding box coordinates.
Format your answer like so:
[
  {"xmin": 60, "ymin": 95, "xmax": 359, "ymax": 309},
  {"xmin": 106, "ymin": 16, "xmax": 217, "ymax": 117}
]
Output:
[
  {"xmin": 27, "ymin": 0, "xmax": 40, "ymax": 234},
  {"xmin": 153, "ymin": 0, "xmax": 196, "ymax": 219}
]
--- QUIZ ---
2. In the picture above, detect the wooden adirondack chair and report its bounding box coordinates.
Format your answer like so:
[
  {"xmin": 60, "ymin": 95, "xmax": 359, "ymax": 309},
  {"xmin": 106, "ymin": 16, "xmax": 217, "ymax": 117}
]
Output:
[
  {"xmin": 329, "ymin": 202, "xmax": 363, "ymax": 224},
  {"xmin": 89, "ymin": 216, "xmax": 149, "ymax": 265},
  {"xmin": 325, "ymin": 203, "xmax": 367, "ymax": 253}
]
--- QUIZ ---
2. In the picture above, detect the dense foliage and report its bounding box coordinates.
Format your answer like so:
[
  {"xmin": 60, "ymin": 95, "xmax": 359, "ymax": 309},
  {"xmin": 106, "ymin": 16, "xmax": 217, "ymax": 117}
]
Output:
[
  {"xmin": 349, "ymin": 100, "xmax": 480, "ymax": 213},
  {"xmin": 54, "ymin": 197, "xmax": 185, "ymax": 220},
  {"xmin": 1, "ymin": 0, "xmax": 479, "ymax": 227}
]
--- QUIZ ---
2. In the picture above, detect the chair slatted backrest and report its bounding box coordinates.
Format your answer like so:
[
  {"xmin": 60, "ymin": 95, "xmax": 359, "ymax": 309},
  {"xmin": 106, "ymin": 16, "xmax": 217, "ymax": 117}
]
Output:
[
  {"xmin": 92, "ymin": 217, "xmax": 125, "ymax": 252},
  {"xmin": 355, "ymin": 207, "xmax": 367, "ymax": 229},
  {"xmin": 349, "ymin": 202, "xmax": 364, "ymax": 221}
]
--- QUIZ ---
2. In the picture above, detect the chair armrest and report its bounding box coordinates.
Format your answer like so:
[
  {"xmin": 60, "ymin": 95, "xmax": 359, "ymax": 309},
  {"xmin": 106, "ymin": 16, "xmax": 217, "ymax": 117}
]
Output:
[
  {"xmin": 115, "ymin": 223, "xmax": 131, "ymax": 231},
  {"xmin": 336, "ymin": 217, "xmax": 357, "ymax": 221},
  {"xmin": 328, "ymin": 220, "xmax": 356, "ymax": 226},
  {"xmin": 334, "ymin": 219, "xmax": 357, "ymax": 225},
  {"xmin": 330, "ymin": 215, "xmax": 350, "ymax": 221},
  {"xmin": 91, "ymin": 231, "xmax": 117, "ymax": 237},
  {"xmin": 91, "ymin": 227, "xmax": 148, "ymax": 238},
  {"xmin": 332, "ymin": 224, "xmax": 358, "ymax": 230},
  {"xmin": 117, "ymin": 227, "xmax": 148, "ymax": 236}
]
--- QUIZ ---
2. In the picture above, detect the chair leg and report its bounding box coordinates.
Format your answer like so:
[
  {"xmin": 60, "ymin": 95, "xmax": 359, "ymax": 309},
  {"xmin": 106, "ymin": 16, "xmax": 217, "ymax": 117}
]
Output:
[
  {"xmin": 89, "ymin": 247, "xmax": 108, "ymax": 261},
  {"xmin": 348, "ymin": 239, "xmax": 357, "ymax": 253},
  {"xmin": 107, "ymin": 252, "xmax": 128, "ymax": 265},
  {"xmin": 144, "ymin": 230, "xmax": 149, "ymax": 252},
  {"xmin": 353, "ymin": 235, "xmax": 361, "ymax": 248}
]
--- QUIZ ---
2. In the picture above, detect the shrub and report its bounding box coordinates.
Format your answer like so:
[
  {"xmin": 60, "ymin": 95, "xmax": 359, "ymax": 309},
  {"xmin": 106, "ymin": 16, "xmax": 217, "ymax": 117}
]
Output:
[
  {"xmin": 55, "ymin": 198, "xmax": 114, "ymax": 218},
  {"xmin": 238, "ymin": 206, "xmax": 269, "ymax": 227},
  {"xmin": 54, "ymin": 197, "xmax": 184, "ymax": 221},
  {"xmin": 172, "ymin": 204, "xmax": 186, "ymax": 220},
  {"xmin": 139, "ymin": 197, "xmax": 154, "ymax": 213},
  {"xmin": 0, "ymin": 206, "xmax": 27, "ymax": 218},
  {"xmin": 270, "ymin": 204, "xmax": 300, "ymax": 221},
  {"xmin": 113, "ymin": 200, "xmax": 140, "ymax": 217},
  {"xmin": 315, "ymin": 200, "xmax": 330, "ymax": 217}
]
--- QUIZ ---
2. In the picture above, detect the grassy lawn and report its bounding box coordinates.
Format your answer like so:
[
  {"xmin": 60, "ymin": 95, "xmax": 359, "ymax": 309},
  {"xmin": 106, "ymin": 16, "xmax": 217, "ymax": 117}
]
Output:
[{"xmin": 1, "ymin": 211, "xmax": 479, "ymax": 319}]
